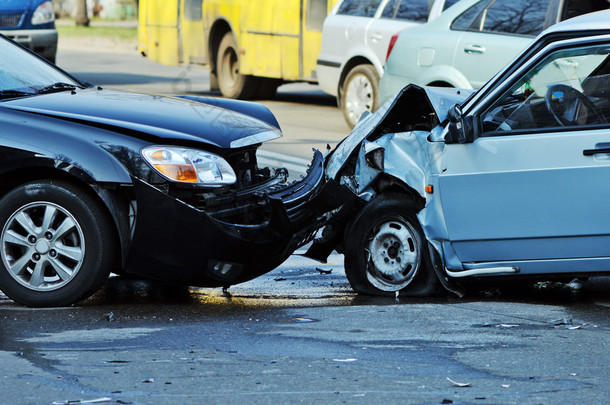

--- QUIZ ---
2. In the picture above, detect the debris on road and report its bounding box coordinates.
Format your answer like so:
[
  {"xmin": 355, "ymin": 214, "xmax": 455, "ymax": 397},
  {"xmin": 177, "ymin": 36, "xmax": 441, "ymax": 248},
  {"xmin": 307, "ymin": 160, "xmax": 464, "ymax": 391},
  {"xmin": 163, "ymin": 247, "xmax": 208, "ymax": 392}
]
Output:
[
  {"xmin": 332, "ymin": 358, "xmax": 357, "ymax": 362},
  {"xmin": 316, "ymin": 268, "xmax": 332, "ymax": 274},
  {"xmin": 103, "ymin": 312, "xmax": 115, "ymax": 322},
  {"xmin": 52, "ymin": 398, "xmax": 112, "ymax": 405},
  {"xmin": 447, "ymin": 377, "xmax": 471, "ymax": 387}
]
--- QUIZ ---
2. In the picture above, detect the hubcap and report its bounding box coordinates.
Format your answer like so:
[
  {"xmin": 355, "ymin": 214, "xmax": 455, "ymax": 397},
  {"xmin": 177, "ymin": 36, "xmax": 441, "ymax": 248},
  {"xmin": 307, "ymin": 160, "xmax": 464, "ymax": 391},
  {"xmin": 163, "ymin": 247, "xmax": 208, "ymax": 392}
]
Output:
[
  {"xmin": 344, "ymin": 73, "xmax": 374, "ymax": 126},
  {"xmin": 1, "ymin": 202, "xmax": 85, "ymax": 292},
  {"xmin": 220, "ymin": 47, "xmax": 239, "ymax": 90},
  {"xmin": 365, "ymin": 219, "xmax": 420, "ymax": 291}
]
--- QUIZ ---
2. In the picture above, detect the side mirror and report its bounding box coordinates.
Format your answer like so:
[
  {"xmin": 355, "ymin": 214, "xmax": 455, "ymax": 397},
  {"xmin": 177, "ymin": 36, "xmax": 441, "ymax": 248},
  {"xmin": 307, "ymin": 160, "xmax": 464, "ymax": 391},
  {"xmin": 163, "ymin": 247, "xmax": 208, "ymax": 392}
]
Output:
[{"xmin": 445, "ymin": 104, "xmax": 474, "ymax": 144}]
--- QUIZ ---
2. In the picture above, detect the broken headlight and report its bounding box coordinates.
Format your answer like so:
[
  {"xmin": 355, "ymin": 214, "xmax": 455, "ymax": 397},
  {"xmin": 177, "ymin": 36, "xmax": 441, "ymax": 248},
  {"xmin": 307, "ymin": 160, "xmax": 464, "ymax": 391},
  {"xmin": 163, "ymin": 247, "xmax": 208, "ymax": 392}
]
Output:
[{"xmin": 142, "ymin": 146, "xmax": 237, "ymax": 186}]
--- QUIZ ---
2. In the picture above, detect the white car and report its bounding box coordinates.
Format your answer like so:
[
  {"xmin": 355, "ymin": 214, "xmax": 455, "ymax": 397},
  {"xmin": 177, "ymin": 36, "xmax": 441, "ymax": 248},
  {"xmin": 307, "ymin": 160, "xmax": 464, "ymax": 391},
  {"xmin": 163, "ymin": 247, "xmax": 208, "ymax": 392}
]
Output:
[
  {"xmin": 317, "ymin": 0, "xmax": 461, "ymax": 128},
  {"xmin": 379, "ymin": 0, "xmax": 610, "ymax": 104}
]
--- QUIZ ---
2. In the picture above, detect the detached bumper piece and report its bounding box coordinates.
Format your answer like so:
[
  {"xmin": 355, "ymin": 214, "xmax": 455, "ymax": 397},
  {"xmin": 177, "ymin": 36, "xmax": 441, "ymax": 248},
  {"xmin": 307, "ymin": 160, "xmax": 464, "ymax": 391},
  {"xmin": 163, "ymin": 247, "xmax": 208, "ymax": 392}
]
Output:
[{"xmin": 125, "ymin": 150, "xmax": 325, "ymax": 287}]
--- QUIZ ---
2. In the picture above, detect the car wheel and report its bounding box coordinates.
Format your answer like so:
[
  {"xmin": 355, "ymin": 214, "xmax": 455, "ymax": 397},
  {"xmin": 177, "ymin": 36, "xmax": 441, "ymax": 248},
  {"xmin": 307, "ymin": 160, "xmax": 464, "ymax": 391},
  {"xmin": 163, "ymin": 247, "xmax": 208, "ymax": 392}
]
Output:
[
  {"xmin": 0, "ymin": 181, "xmax": 115, "ymax": 307},
  {"xmin": 216, "ymin": 32, "xmax": 258, "ymax": 99},
  {"xmin": 344, "ymin": 194, "xmax": 439, "ymax": 296},
  {"xmin": 341, "ymin": 64, "xmax": 380, "ymax": 129}
]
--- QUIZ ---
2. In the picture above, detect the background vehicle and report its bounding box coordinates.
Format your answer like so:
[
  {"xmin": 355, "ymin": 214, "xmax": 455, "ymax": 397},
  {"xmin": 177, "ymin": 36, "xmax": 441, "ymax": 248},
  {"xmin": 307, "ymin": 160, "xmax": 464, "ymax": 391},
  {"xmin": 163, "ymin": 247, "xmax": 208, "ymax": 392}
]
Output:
[
  {"xmin": 310, "ymin": 10, "xmax": 610, "ymax": 296},
  {"xmin": 380, "ymin": 0, "xmax": 610, "ymax": 104},
  {"xmin": 138, "ymin": 0, "xmax": 339, "ymax": 100},
  {"xmin": 0, "ymin": 0, "xmax": 57, "ymax": 63},
  {"xmin": 317, "ymin": 0, "xmax": 461, "ymax": 128}
]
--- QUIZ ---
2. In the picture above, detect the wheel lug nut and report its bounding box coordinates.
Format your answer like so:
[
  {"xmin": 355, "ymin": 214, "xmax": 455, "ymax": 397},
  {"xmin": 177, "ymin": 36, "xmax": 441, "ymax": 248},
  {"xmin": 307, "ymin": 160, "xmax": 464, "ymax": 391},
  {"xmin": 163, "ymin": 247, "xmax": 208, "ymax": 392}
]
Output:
[
  {"xmin": 28, "ymin": 235, "xmax": 37, "ymax": 244},
  {"xmin": 383, "ymin": 243, "xmax": 388, "ymax": 248},
  {"xmin": 45, "ymin": 232, "xmax": 53, "ymax": 240},
  {"xmin": 396, "ymin": 257, "xmax": 401, "ymax": 263},
  {"xmin": 384, "ymin": 258, "xmax": 389, "ymax": 263},
  {"xmin": 32, "ymin": 253, "xmax": 41, "ymax": 261},
  {"xmin": 49, "ymin": 250, "xmax": 57, "ymax": 258}
]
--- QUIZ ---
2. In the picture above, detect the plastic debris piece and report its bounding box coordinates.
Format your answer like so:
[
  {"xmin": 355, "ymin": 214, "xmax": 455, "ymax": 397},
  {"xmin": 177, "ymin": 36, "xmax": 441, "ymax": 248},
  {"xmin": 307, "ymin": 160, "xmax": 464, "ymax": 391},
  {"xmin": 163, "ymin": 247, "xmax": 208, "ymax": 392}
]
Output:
[
  {"xmin": 103, "ymin": 312, "xmax": 114, "ymax": 322},
  {"xmin": 274, "ymin": 277, "xmax": 287, "ymax": 281},
  {"xmin": 501, "ymin": 384, "xmax": 510, "ymax": 388},
  {"xmin": 333, "ymin": 358, "xmax": 357, "ymax": 362},
  {"xmin": 551, "ymin": 317, "xmax": 573, "ymax": 326},
  {"xmin": 316, "ymin": 268, "xmax": 332, "ymax": 274},
  {"xmin": 52, "ymin": 398, "xmax": 112, "ymax": 405},
  {"xmin": 447, "ymin": 377, "xmax": 471, "ymax": 387},
  {"xmin": 497, "ymin": 324, "xmax": 519, "ymax": 328},
  {"xmin": 142, "ymin": 378, "xmax": 154, "ymax": 383},
  {"xmin": 292, "ymin": 318, "xmax": 315, "ymax": 323},
  {"xmin": 441, "ymin": 400, "xmax": 454, "ymax": 404}
]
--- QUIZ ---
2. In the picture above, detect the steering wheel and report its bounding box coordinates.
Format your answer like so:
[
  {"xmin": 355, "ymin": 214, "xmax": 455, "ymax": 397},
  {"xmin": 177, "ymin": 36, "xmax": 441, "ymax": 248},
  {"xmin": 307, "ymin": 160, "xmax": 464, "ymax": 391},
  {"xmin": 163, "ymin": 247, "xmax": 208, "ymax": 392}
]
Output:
[{"xmin": 545, "ymin": 84, "xmax": 607, "ymax": 126}]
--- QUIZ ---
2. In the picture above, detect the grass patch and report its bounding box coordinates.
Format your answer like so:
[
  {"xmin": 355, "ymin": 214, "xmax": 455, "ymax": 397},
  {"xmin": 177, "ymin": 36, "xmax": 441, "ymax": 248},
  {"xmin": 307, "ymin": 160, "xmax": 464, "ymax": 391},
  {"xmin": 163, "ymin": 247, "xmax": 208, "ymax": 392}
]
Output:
[{"xmin": 57, "ymin": 25, "xmax": 137, "ymax": 42}]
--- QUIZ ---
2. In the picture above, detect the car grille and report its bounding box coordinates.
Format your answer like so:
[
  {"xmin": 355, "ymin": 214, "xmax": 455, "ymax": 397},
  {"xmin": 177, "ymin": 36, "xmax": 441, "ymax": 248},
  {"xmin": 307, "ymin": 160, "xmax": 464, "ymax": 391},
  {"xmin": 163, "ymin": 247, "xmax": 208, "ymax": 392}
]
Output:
[{"xmin": 0, "ymin": 12, "xmax": 24, "ymax": 28}]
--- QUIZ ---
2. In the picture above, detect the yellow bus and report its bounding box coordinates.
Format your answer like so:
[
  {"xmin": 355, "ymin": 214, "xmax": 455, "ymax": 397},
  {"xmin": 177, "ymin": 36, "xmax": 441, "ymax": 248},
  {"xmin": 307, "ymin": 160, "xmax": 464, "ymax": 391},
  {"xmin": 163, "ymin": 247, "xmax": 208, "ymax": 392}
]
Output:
[{"xmin": 138, "ymin": 0, "xmax": 338, "ymax": 99}]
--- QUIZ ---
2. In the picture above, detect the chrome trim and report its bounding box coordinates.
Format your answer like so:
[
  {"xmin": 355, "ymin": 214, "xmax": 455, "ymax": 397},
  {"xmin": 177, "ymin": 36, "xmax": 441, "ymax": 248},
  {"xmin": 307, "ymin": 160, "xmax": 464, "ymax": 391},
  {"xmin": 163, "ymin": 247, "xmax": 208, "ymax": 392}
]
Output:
[
  {"xmin": 446, "ymin": 267, "xmax": 520, "ymax": 278},
  {"xmin": 230, "ymin": 130, "xmax": 282, "ymax": 148}
]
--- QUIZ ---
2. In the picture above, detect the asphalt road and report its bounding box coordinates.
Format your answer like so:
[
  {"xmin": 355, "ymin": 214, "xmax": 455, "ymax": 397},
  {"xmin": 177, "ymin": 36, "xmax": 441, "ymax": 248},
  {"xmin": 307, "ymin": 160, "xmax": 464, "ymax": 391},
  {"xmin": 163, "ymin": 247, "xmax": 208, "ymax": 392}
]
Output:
[{"xmin": 0, "ymin": 41, "xmax": 609, "ymax": 405}]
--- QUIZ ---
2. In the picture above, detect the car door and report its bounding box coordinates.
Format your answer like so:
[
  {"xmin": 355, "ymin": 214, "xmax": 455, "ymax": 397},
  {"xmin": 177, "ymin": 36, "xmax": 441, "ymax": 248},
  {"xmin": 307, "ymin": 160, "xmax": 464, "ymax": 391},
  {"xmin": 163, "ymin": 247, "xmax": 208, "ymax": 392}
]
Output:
[
  {"xmin": 439, "ymin": 40, "xmax": 610, "ymax": 274},
  {"xmin": 366, "ymin": 0, "xmax": 429, "ymax": 64},
  {"xmin": 452, "ymin": 0, "xmax": 550, "ymax": 89}
]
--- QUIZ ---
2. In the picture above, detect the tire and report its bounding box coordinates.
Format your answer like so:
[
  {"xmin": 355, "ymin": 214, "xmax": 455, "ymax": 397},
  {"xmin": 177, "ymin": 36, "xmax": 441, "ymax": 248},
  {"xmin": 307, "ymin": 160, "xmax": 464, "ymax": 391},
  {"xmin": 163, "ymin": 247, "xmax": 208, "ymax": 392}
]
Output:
[
  {"xmin": 344, "ymin": 194, "xmax": 439, "ymax": 296},
  {"xmin": 0, "ymin": 181, "xmax": 115, "ymax": 307},
  {"xmin": 216, "ymin": 32, "xmax": 259, "ymax": 99},
  {"xmin": 341, "ymin": 64, "xmax": 380, "ymax": 129}
]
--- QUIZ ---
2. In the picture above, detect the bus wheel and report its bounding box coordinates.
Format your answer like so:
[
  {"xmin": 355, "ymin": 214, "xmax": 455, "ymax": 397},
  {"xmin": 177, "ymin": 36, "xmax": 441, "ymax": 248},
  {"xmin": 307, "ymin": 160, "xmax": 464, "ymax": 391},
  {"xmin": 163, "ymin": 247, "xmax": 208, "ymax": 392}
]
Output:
[{"xmin": 217, "ymin": 32, "xmax": 258, "ymax": 99}]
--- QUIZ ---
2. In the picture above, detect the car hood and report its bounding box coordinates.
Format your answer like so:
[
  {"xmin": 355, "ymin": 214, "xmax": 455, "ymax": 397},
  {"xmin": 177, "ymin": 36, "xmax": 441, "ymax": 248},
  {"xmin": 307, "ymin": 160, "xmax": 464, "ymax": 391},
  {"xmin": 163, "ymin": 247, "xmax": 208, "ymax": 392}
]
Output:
[
  {"xmin": 326, "ymin": 84, "xmax": 470, "ymax": 179},
  {"xmin": 1, "ymin": 88, "xmax": 281, "ymax": 149},
  {"xmin": 0, "ymin": 0, "xmax": 32, "ymax": 11}
]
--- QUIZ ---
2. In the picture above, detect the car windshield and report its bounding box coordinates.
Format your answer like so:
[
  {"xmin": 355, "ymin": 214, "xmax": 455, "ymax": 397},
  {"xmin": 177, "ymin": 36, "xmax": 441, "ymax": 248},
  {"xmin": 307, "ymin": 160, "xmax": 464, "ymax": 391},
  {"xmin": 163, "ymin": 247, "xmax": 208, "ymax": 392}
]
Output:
[{"xmin": 0, "ymin": 37, "xmax": 81, "ymax": 99}]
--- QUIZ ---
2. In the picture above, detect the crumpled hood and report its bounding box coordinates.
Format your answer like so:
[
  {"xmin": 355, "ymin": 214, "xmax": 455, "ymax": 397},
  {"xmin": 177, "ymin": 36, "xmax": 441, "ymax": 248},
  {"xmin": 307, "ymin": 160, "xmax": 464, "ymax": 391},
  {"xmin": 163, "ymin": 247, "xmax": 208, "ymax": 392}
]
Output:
[
  {"xmin": 2, "ymin": 88, "xmax": 281, "ymax": 149},
  {"xmin": 327, "ymin": 84, "xmax": 470, "ymax": 179}
]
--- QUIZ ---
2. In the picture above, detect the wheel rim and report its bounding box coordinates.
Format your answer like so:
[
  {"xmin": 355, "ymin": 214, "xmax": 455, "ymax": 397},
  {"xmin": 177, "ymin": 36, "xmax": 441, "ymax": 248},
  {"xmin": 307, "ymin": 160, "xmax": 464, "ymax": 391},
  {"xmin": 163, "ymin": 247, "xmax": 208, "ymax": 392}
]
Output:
[
  {"xmin": 365, "ymin": 218, "xmax": 420, "ymax": 291},
  {"xmin": 1, "ymin": 202, "xmax": 85, "ymax": 292},
  {"xmin": 220, "ymin": 46, "xmax": 239, "ymax": 91},
  {"xmin": 344, "ymin": 73, "xmax": 374, "ymax": 126}
]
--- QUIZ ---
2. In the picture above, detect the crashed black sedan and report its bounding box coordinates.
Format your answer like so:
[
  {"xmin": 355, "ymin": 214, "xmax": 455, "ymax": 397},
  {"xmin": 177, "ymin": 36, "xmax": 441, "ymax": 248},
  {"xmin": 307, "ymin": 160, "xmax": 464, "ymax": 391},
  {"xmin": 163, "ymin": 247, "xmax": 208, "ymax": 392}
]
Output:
[{"xmin": 0, "ymin": 36, "xmax": 324, "ymax": 307}]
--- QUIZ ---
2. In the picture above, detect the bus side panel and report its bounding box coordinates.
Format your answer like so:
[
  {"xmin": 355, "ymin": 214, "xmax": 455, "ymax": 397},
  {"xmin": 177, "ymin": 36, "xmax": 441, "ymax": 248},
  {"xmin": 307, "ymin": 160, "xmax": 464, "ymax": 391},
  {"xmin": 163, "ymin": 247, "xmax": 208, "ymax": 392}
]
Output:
[{"xmin": 139, "ymin": 0, "xmax": 180, "ymax": 66}]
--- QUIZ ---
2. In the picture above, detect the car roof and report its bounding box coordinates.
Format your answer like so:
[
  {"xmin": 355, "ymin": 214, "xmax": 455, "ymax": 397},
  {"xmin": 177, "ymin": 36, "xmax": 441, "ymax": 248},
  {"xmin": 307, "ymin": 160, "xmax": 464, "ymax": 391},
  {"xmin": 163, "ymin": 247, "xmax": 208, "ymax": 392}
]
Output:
[{"xmin": 544, "ymin": 10, "xmax": 610, "ymax": 35}]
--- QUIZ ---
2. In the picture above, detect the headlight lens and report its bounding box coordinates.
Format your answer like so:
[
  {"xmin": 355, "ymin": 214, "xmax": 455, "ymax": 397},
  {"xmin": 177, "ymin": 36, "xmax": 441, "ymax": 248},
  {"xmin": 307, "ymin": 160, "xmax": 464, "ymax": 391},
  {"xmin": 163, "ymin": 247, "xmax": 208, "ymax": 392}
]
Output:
[
  {"xmin": 142, "ymin": 146, "xmax": 237, "ymax": 185},
  {"xmin": 32, "ymin": 1, "xmax": 55, "ymax": 25}
]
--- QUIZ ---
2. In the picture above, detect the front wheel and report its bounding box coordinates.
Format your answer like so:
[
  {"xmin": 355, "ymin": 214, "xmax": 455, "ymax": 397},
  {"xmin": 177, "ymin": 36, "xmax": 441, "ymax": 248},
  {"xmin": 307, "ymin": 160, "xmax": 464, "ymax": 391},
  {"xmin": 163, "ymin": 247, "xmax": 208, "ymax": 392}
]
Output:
[
  {"xmin": 0, "ymin": 181, "xmax": 115, "ymax": 307},
  {"xmin": 216, "ymin": 32, "xmax": 258, "ymax": 99},
  {"xmin": 344, "ymin": 194, "xmax": 439, "ymax": 296},
  {"xmin": 341, "ymin": 64, "xmax": 380, "ymax": 129}
]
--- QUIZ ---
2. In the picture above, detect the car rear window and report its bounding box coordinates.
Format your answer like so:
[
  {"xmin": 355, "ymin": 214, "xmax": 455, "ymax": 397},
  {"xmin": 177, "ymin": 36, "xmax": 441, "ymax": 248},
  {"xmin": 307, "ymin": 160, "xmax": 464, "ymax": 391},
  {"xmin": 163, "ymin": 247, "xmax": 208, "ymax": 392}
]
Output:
[
  {"xmin": 381, "ymin": 0, "xmax": 430, "ymax": 22},
  {"xmin": 337, "ymin": 0, "xmax": 383, "ymax": 17}
]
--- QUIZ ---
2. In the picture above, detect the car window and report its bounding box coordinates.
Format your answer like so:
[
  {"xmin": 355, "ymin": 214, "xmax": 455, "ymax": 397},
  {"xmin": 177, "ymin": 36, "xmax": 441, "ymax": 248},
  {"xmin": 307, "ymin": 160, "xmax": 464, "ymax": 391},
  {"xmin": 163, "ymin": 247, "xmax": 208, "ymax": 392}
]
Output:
[
  {"xmin": 451, "ymin": 0, "xmax": 492, "ymax": 31},
  {"xmin": 451, "ymin": 0, "xmax": 551, "ymax": 36},
  {"xmin": 563, "ymin": 0, "xmax": 610, "ymax": 20},
  {"xmin": 443, "ymin": 0, "xmax": 462, "ymax": 11},
  {"xmin": 481, "ymin": 44, "xmax": 610, "ymax": 134},
  {"xmin": 184, "ymin": 0, "xmax": 202, "ymax": 21},
  {"xmin": 381, "ymin": 0, "xmax": 431, "ymax": 22},
  {"xmin": 337, "ymin": 0, "xmax": 383, "ymax": 17},
  {"xmin": 482, "ymin": 0, "xmax": 551, "ymax": 36}
]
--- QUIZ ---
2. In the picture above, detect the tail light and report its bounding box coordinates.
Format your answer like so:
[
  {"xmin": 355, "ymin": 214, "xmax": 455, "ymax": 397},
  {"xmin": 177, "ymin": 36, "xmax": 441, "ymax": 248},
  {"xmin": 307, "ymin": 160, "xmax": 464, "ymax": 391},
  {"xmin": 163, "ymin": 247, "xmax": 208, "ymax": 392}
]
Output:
[{"xmin": 386, "ymin": 33, "xmax": 400, "ymax": 63}]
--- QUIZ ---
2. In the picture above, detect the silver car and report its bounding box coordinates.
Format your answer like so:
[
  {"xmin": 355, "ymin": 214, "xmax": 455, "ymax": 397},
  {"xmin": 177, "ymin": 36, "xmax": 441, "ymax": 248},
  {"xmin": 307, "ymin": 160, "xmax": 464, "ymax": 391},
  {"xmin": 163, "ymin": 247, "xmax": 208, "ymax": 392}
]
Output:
[
  {"xmin": 380, "ymin": 0, "xmax": 610, "ymax": 104},
  {"xmin": 316, "ymin": 0, "xmax": 461, "ymax": 128}
]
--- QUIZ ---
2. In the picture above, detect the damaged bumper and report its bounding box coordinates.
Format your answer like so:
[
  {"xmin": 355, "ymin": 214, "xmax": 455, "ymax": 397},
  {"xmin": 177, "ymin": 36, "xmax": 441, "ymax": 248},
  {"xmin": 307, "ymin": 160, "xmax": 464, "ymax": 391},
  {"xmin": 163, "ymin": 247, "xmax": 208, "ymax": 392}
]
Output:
[{"xmin": 125, "ymin": 150, "xmax": 326, "ymax": 287}]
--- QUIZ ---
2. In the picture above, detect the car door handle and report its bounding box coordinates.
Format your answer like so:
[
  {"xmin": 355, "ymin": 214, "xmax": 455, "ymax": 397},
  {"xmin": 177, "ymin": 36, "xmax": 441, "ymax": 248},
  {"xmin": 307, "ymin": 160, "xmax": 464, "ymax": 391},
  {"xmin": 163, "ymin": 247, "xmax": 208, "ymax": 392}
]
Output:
[
  {"xmin": 583, "ymin": 148, "xmax": 610, "ymax": 156},
  {"xmin": 464, "ymin": 44, "xmax": 486, "ymax": 54}
]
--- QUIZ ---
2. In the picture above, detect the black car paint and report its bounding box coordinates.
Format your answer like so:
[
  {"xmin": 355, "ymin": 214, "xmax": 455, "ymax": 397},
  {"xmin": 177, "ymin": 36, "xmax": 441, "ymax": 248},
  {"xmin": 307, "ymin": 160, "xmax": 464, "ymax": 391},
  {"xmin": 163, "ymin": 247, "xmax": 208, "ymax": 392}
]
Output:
[{"xmin": 0, "ymin": 87, "xmax": 324, "ymax": 288}]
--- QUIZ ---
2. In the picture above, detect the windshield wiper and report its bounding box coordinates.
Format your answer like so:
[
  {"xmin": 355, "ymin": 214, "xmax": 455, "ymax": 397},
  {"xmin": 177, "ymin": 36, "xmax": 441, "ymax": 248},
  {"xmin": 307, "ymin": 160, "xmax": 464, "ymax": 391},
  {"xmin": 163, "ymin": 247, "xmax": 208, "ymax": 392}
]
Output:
[
  {"xmin": 35, "ymin": 82, "xmax": 79, "ymax": 94},
  {"xmin": 0, "ymin": 90, "xmax": 35, "ymax": 100}
]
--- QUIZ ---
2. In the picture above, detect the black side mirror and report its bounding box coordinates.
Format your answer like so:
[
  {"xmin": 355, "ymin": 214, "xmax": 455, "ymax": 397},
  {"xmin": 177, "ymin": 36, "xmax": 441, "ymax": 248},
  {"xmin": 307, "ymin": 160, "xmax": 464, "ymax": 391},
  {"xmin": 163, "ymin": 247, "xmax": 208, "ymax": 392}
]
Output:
[{"xmin": 445, "ymin": 104, "xmax": 474, "ymax": 144}]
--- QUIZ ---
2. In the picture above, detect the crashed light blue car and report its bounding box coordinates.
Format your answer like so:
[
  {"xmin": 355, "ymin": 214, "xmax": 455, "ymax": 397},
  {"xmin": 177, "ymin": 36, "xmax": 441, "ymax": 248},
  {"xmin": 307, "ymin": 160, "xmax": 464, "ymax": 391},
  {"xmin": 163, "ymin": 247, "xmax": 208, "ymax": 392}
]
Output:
[{"xmin": 307, "ymin": 11, "xmax": 610, "ymax": 296}]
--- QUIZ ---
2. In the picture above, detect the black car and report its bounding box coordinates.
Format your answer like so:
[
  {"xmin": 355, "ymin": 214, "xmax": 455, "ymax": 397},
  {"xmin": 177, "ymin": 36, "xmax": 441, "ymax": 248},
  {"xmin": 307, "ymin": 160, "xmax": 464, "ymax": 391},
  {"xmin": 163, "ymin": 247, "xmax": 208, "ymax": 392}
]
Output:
[{"xmin": 0, "ymin": 35, "xmax": 325, "ymax": 307}]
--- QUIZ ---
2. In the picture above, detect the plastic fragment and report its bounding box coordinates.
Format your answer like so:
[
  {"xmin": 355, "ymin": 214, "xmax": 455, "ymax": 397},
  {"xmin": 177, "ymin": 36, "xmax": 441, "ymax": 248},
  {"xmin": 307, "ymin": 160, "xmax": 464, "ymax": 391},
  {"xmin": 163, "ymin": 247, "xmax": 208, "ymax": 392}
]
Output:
[
  {"xmin": 497, "ymin": 324, "xmax": 519, "ymax": 328},
  {"xmin": 447, "ymin": 377, "xmax": 471, "ymax": 387},
  {"xmin": 52, "ymin": 398, "xmax": 112, "ymax": 405},
  {"xmin": 333, "ymin": 358, "xmax": 357, "ymax": 362},
  {"xmin": 292, "ymin": 318, "xmax": 315, "ymax": 323},
  {"xmin": 501, "ymin": 384, "xmax": 510, "ymax": 388},
  {"xmin": 103, "ymin": 312, "xmax": 114, "ymax": 322},
  {"xmin": 316, "ymin": 268, "xmax": 332, "ymax": 274}
]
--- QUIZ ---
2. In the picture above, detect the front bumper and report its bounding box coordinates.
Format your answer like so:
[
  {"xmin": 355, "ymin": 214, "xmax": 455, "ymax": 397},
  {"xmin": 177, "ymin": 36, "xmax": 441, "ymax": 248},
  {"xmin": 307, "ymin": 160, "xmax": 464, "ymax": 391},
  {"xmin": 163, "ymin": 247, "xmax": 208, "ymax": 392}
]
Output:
[
  {"xmin": 125, "ymin": 150, "xmax": 326, "ymax": 287},
  {"xmin": 1, "ymin": 28, "xmax": 57, "ymax": 60}
]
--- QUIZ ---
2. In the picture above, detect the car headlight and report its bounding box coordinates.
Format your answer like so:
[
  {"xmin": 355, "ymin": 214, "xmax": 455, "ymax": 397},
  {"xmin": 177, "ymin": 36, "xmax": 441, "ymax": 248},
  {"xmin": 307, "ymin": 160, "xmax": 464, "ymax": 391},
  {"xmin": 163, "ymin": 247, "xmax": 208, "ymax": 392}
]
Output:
[
  {"xmin": 142, "ymin": 146, "xmax": 237, "ymax": 186},
  {"xmin": 31, "ymin": 1, "xmax": 54, "ymax": 25}
]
